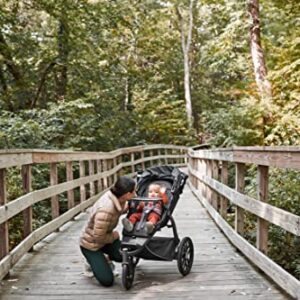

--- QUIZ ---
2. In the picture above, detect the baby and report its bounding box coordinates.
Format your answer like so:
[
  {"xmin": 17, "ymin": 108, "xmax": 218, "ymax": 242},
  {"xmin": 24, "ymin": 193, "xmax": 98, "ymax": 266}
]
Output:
[{"xmin": 122, "ymin": 183, "xmax": 168, "ymax": 234}]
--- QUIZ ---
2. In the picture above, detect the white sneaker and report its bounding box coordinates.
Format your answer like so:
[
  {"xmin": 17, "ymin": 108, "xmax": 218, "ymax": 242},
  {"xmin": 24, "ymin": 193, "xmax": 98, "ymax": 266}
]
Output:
[
  {"xmin": 146, "ymin": 222, "xmax": 154, "ymax": 234},
  {"xmin": 83, "ymin": 261, "xmax": 94, "ymax": 277},
  {"xmin": 108, "ymin": 262, "xmax": 119, "ymax": 277},
  {"xmin": 122, "ymin": 218, "xmax": 134, "ymax": 232}
]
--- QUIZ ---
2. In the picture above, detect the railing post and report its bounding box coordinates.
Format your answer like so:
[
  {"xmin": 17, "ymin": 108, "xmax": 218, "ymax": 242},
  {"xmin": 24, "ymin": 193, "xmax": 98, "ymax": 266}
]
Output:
[
  {"xmin": 97, "ymin": 160, "xmax": 102, "ymax": 192},
  {"xmin": 196, "ymin": 158, "xmax": 201, "ymax": 190},
  {"xmin": 22, "ymin": 165, "xmax": 32, "ymax": 239},
  {"xmin": 103, "ymin": 159, "xmax": 108, "ymax": 188},
  {"xmin": 211, "ymin": 160, "xmax": 219, "ymax": 210},
  {"xmin": 257, "ymin": 165, "xmax": 269, "ymax": 254},
  {"xmin": 149, "ymin": 150, "xmax": 153, "ymax": 166},
  {"xmin": 50, "ymin": 163, "xmax": 59, "ymax": 219},
  {"xmin": 235, "ymin": 163, "xmax": 245, "ymax": 235},
  {"xmin": 89, "ymin": 160, "xmax": 95, "ymax": 197},
  {"xmin": 66, "ymin": 162, "xmax": 74, "ymax": 209},
  {"xmin": 141, "ymin": 151, "xmax": 145, "ymax": 170},
  {"xmin": 220, "ymin": 161, "xmax": 229, "ymax": 219},
  {"xmin": 131, "ymin": 153, "xmax": 135, "ymax": 174},
  {"xmin": 206, "ymin": 160, "xmax": 212, "ymax": 203},
  {"xmin": 113, "ymin": 157, "xmax": 117, "ymax": 182},
  {"xmin": 164, "ymin": 148, "xmax": 168, "ymax": 164},
  {"xmin": 0, "ymin": 169, "xmax": 8, "ymax": 260},
  {"xmin": 79, "ymin": 161, "xmax": 86, "ymax": 203}
]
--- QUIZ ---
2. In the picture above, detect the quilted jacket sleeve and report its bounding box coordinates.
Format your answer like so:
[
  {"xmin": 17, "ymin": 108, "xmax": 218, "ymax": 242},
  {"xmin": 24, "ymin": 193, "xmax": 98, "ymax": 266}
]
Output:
[{"xmin": 93, "ymin": 209, "xmax": 114, "ymax": 244}]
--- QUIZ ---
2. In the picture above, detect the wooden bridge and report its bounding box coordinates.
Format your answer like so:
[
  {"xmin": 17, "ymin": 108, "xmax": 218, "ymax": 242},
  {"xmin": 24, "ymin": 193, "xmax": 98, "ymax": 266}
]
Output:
[{"xmin": 0, "ymin": 145, "xmax": 300, "ymax": 299}]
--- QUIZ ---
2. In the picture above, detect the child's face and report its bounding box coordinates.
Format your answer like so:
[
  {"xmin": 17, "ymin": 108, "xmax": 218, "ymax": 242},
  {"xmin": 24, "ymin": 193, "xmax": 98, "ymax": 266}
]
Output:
[{"xmin": 148, "ymin": 185, "xmax": 160, "ymax": 198}]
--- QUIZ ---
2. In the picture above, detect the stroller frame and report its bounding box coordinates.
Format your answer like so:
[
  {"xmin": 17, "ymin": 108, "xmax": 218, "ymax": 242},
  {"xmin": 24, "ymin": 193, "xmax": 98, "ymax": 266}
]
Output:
[{"xmin": 120, "ymin": 165, "xmax": 194, "ymax": 290}]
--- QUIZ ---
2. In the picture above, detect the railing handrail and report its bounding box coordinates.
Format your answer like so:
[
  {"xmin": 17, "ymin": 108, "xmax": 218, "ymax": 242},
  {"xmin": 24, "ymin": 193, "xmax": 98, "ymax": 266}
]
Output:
[
  {"xmin": 0, "ymin": 144, "xmax": 188, "ymax": 168},
  {"xmin": 189, "ymin": 146, "xmax": 300, "ymax": 170}
]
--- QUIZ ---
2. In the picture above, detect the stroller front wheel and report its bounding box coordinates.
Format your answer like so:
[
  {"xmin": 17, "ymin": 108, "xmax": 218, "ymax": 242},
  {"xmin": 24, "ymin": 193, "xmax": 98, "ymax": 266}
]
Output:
[
  {"xmin": 177, "ymin": 237, "xmax": 194, "ymax": 276},
  {"xmin": 122, "ymin": 261, "xmax": 135, "ymax": 290}
]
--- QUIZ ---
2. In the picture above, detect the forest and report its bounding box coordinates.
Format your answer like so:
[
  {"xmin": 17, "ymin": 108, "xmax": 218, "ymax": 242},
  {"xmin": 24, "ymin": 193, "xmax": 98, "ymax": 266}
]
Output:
[
  {"xmin": 1, "ymin": 0, "xmax": 299, "ymax": 151},
  {"xmin": 1, "ymin": 0, "xmax": 300, "ymax": 279}
]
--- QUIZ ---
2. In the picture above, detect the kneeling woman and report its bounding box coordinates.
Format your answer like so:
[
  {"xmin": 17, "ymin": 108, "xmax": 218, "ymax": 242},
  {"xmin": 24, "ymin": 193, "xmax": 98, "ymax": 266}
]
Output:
[{"xmin": 79, "ymin": 176, "xmax": 136, "ymax": 286}]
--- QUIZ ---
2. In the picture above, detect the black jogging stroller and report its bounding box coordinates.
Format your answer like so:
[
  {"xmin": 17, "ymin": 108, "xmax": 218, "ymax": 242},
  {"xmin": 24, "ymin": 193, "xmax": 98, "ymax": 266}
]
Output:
[{"xmin": 120, "ymin": 165, "xmax": 194, "ymax": 290}]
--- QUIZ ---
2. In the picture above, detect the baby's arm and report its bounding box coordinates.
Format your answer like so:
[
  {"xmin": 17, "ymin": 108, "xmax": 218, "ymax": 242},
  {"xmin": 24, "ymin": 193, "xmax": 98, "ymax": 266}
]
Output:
[{"xmin": 159, "ymin": 187, "xmax": 168, "ymax": 205}]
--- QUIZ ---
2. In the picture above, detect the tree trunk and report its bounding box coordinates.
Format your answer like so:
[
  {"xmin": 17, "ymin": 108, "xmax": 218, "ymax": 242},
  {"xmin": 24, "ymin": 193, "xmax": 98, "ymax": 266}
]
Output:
[
  {"xmin": 176, "ymin": 0, "xmax": 194, "ymax": 129},
  {"xmin": 249, "ymin": 0, "xmax": 272, "ymax": 103},
  {"xmin": 56, "ymin": 19, "xmax": 69, "ymax": 100},
  {"xmin": 31, "ymin": 61, "xmax": 57, "ymax": 108}
]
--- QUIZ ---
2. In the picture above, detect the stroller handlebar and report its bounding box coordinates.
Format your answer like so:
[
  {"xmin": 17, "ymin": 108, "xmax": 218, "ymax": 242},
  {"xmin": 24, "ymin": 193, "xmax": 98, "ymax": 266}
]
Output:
[{"xmin": 130, "ymin": 197, "xmax": 162, "ymax": 202}]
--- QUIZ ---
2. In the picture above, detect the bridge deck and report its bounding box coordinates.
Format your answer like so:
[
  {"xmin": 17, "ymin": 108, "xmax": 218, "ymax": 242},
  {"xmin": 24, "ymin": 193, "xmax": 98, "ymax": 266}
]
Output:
[{"xmin": 0, "ymin": 185, "xmax": 290, "ymax": 300}]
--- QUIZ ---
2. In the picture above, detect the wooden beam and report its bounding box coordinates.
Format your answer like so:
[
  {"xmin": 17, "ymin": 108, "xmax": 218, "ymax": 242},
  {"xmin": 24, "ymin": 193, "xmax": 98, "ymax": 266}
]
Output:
[
  {"xmin": 0, "ymin": 169, "xmax": 8, "ymax": 260},
  {"xmin": 257, "ymin": 165, "xmax": 269, "ymax": 254},
  {"xmin": 66, "ymin": 162, "xmax": 74, "ymax": 209},
  {"xmin": 79, "ymin": 161, "xmax": 86, "ymax": 203},
  {"xmin": 50, "ymin": 163, "xmax": 59, "ymax": 219},
  {"xmin": 235, "ymin": 163, "xmax": 245, "ymax": 235},
  {"xmin": 211, "ymin": 160, "xmax": 219, "ymax": 210},
  {"xmin": 88, "ymin": 160, "xmax": 95, "ymax": 197},
  {"xmin": 220, "ymin": 161, "xmax": 229, "ymax": 219},
  {"xmin": 22, "ymin": 165, "xmax": 32, "ymax": 239},
  {"xmin": 97, "ymin": 160, "xmax": 102, "ymax": 193}
]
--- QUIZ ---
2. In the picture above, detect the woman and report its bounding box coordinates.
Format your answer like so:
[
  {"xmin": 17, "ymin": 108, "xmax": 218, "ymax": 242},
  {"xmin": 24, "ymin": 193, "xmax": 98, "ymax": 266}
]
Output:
[{"xmin": 79, "ymin": 176, "xmax": 136, "ymax": 286}]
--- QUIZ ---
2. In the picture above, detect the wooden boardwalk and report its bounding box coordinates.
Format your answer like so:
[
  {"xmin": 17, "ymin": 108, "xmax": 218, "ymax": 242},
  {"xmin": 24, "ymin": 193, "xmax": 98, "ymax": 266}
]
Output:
[{"xmin": 0, "ymin": 184, "xmax": 290, "ymax": 300}]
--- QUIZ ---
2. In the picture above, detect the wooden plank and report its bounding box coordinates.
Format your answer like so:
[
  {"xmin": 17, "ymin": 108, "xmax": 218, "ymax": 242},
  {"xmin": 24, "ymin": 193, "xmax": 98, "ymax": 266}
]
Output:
[
  {"xmin": 88, "ymin": 161, "xmax": 95, "ymax": 197},
  {"xmin": 189, "ymin": 147, "xmax": 300, "ymax": 170},
  {"xmin": 0, "ymin": 169, "xmax": 8, "ymax": 260},
  {"xmin": 50, "ymin": 163, "xmax": 59, "ymax": 219},
  {"xmin": 130, "ymin": 153, "xmax": 135, "ymax": 174},
  {"xmin": 30, "ymin": 145, "xmax": 187, "ymax": 164},
  {"xmin": 66, "ymin": 162, "xmax": 74, "ymax": 209},
  {"xmin": 235, "ymin": 163, "xmax": 245, "ymax": 235},
  {"xmin": 96, "ymin": 160, "xmax": 102, "ymax": 193},
  {"xmin": 190, "ymin": 183, "xmax": 300, "ymax": 300},
  {"xmin": 188, "ymin": 166, "xmax": 300, "ymax": 236},
  {"xmin": 22, "ymin": 165, "xmax": 32, "ymax": 239},
  {"xmin": 257, "ymin": 165, "xmax": 269, "ymax": 254},
  {"xmin": 211, "ymin": 160, "xmax": 219, "ymax": 210},
  {"xmin": 113, "ymin": 158, "xmax": 118, "ymax": 182},
  {"xmin": 220, "ymin": 161, "xmax": 228, "ymax": 219},
  {"xmin": 79, "ymin": 161, "xmax": 86, "ymax": 203},
  {"xmin": 0, "ymin": 153, "xmax": 33, "ymax": 169}
]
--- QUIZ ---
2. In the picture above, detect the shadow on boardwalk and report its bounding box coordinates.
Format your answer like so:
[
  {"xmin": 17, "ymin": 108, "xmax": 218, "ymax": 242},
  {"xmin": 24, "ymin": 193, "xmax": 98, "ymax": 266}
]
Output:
[{"xmin": 0, "ymin": 184, "xmax": 290, "ymax": 300}]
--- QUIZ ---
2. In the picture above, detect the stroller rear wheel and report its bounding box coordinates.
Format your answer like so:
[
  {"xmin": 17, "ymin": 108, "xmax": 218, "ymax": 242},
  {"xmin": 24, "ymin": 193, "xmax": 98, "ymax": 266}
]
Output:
[
  {"xmin": 122, "ymin": 259, "xmax": 135, "ymax": 290},
  {"xmin": 177, "ymin": 237, "xmax": 194, "ymax": 276}
]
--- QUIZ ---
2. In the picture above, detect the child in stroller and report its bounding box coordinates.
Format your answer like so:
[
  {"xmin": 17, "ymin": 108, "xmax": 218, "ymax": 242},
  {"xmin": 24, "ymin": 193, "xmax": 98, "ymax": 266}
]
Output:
[
  {"xmin": 122, "ymin": 183, "xmax": 168, "ymax": 234},
  {"xmin": 120, "ymin": 165, "xmax": 194, "ymax": 290}
]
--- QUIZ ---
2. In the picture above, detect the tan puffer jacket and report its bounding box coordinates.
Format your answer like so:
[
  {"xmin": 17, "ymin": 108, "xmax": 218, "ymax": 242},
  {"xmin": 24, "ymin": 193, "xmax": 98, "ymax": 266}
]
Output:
[{"xmin": 79, "ymin": 190, "xmax": 125, "ymax": 251}]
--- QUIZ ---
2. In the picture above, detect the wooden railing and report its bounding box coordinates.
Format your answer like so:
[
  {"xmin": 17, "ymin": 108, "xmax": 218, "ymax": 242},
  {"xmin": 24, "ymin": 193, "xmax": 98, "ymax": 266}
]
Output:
[
  {"xmin": 0, "ymin": 144, "xmax": 187, "ymax": 281},
  {"xmin": 188, "ymin": 146, "xmax": 300, "ymax": 299}
]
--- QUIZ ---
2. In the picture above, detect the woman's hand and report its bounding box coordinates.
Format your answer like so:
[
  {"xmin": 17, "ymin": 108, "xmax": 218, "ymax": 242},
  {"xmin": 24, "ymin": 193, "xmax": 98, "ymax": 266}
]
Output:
[{"xmin": 112, "ymin": 231, "xmax": 120, "ymax": 240}]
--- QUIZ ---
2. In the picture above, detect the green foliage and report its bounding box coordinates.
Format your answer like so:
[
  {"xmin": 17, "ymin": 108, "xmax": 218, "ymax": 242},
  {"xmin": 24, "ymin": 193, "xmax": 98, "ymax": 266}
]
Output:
[{"xmin": 202, "ymin": 102, "xmax": 263, "ymax": 146}]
